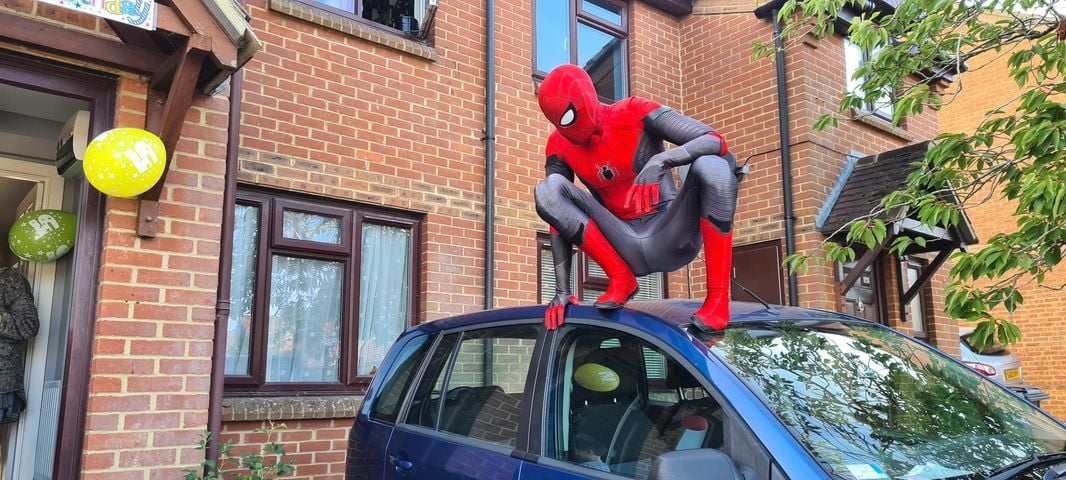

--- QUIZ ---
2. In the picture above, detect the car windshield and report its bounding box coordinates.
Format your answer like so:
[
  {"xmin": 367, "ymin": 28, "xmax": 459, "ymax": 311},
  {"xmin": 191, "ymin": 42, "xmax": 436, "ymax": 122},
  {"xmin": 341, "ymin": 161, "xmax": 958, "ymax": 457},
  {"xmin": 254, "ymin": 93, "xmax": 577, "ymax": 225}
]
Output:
[{"xmin": 703, "ymin": 320, "xmax": 1066, "ymax": 479}]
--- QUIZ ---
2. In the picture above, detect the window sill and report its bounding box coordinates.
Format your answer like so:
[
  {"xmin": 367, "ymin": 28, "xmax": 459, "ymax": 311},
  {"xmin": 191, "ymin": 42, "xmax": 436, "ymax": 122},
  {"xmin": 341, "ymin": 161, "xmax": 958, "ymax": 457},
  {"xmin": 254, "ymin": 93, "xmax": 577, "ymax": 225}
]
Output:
[
  {"xmin": 268, "ymin": 0, "xmax": 437, "ymax": 62},
  {"xmin": 848, "ymin": 108, "xmax": 914, "ymax": 142},
  {"xmin": 222, "ymin": 394, "xmax": 363, "ymax": 422}
]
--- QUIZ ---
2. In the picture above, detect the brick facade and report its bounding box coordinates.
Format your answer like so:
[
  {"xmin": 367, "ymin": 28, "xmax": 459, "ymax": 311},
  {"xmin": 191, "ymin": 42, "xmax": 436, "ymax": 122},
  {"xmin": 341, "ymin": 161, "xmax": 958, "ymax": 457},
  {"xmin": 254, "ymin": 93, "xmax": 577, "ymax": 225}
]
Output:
[
  {"xmin": 0, "ymin": 0, "xmax": 971, "ymax": 476},
  {"xmin": 939, "ymin": 26, "xmax": 1066, "ymax": 418}
]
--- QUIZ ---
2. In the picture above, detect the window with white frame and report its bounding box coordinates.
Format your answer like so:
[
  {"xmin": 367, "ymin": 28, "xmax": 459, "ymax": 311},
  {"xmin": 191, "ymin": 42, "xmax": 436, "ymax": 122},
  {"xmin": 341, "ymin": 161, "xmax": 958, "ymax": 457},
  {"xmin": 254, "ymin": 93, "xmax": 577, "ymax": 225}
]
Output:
[
  {"xmin": 844, "ymin": 38, "xmax": 894, "ymax": 120},
  {"xmin": 224, "ymin": 187, "xmax": 421, "ymax": 393},
  {"xmin": 538, "ymin": 235, "xmax": 664, "ymax": 303},
  {"xmin": 534, "ymin": 0, "xmax": 628, "ymax": 101},
  {"xmin": 305, "ymin": 0, "xmax": 437, "ymax": 37},
  {"xmin": 902, "ymin": 257, "xmax": 928, "ymax": 338}
]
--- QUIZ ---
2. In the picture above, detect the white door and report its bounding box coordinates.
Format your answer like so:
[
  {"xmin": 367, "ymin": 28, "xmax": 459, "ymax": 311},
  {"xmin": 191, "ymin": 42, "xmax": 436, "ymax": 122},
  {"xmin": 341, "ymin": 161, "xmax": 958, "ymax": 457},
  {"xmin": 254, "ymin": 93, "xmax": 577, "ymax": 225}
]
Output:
[{"xmin": 0, "ymin": 157, "xmax": 65, "ymax": 480}]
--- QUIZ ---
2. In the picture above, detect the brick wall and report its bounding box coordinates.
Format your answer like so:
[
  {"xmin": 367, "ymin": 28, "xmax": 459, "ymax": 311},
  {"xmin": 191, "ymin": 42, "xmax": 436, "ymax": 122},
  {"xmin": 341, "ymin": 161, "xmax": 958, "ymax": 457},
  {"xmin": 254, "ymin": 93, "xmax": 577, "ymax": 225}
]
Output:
[{"xmin": 938, "ymin": 19, "xmax": 1066, "ymax": 418}]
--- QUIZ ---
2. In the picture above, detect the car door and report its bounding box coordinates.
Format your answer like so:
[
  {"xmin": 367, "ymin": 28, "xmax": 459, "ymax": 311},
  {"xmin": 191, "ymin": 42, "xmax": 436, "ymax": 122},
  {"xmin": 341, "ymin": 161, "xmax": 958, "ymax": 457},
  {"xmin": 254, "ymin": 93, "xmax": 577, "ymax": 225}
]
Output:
[
  {"xmin": 522, "ymin": 321, "xmax": 780, "ymax": 480},
  {"xmin": 385, "ymin": 324, "xmax": 543, "ymax": 480}
]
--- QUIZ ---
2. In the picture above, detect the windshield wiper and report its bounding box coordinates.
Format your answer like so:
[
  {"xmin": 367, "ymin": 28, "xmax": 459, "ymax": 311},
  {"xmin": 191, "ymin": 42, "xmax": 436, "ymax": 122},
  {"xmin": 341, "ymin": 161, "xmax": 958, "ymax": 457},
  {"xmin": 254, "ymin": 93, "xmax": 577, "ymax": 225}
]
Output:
[{"xmin": 985, "ymin": 452, "xmax": 1066, "ymax": 480}]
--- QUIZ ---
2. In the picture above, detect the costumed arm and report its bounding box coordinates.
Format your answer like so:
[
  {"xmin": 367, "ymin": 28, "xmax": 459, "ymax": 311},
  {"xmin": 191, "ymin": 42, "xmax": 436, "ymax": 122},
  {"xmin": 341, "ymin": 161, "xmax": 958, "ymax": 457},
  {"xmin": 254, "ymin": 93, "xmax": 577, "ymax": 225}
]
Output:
[
  {"xmin": 626, "ymin": 106, "xmax": 729, "ymax": 213},
  {"xmin": 0, "ymin": 269, "xmax": 39, "ymax": 342},
  {"xmin": 543, "ymin": 153, "xmax": 578, "ymax": 329}
]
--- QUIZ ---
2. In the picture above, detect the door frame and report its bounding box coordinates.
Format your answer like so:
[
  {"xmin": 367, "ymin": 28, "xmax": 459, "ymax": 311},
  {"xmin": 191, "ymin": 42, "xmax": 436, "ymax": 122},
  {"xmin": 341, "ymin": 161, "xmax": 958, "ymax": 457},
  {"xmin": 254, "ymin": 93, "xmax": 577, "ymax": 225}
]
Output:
[
  {"xmin": 0, "ymin": 49, "xmax": 114, "ymax": 479},
  {"xmin": 0, "ymin": 160, "xmax": 65, "ymax": 480}
]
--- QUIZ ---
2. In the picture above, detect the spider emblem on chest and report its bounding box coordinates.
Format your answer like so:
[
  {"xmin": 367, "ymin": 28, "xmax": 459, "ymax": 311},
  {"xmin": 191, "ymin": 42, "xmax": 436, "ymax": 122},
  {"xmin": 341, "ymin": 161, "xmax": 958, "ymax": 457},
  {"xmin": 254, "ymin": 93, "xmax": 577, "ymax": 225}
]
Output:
[{"xmin": 597, "ymin": 164, "xmax": 617, "ymax": 182}]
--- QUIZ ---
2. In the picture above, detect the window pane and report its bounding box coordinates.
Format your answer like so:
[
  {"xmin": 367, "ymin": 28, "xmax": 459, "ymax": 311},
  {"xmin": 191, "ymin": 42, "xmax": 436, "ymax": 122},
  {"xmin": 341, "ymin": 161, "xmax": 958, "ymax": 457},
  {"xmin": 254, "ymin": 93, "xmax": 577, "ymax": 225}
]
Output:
[
  {"xmin": 266, "ymin": 255, "xmax": 344, "ymax": 383},
  {"xmin": 406, "ymin": 333, "xmax": 461, "ymax": 429},
  {"xmin": 549, "ymin": 327, "xmax": 721, "ymax": 478},
  {"xmin": 282, "ymin": 210, "xmax": 342, "ymax": 244},
  {"xmin": 536, "ymin": 0, "xmax": 571, "ymax": 73},
  {"xmin": 578, "ymin": 23, "xmax": 625, "ymax": 100},
  {"xmin": 358, "ymin": 223, "xmax": 413, "ymax": 376},
  {"xmin": 907, "ymin": 264, "xmax": 925, "ymax": 334},
  {"xmin": 440, "ymin": 326, "xmax": 538, "ymax": 447},
  {"xmin": 371, "ymin": 335, "xmax": 431, "ymax": 424},
  {"xmin": 582, "ymin": 0, "xmax": 622, "ymax": 26},
  {"xmin": 225, "ymin": 205, "xmax": 259, "ymax": 375},
  {"xmin": 844, "ymin": 38, "xmax": 863, "ymax": 95}
]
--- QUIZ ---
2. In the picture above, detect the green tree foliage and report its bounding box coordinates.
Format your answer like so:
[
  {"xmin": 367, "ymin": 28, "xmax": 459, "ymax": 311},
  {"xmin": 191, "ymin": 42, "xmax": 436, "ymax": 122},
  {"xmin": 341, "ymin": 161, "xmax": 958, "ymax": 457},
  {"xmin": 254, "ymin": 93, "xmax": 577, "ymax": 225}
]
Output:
[{"xmin": 761, "ymin": 0, "xmax": 1066, "ymax": 350}]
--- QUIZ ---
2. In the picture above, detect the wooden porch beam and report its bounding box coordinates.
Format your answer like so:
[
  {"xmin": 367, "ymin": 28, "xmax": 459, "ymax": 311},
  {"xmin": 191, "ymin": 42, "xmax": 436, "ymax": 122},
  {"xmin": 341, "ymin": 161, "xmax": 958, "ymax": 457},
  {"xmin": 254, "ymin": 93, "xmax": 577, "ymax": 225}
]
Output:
[
  {"xmin": 901, "ymin": 246, "xmax": 955, "ymax": 305},
  {"xmin": 838, "ymin": 232, "xmax": 895, "ymax": 295},
  {"xmin": 137, "ymin": 38, "xmax": 208, "ymax": 237},
  {"xmin": 171, "ymin": 0, "xmax": 239, "ymax": 69},
  {"xmin": 0, "ymin": 11, "xmax": 166, "ymax": 74},
  {"xmin": 157, "ymin": 4, "xmax": 194, "ymax": 37}
]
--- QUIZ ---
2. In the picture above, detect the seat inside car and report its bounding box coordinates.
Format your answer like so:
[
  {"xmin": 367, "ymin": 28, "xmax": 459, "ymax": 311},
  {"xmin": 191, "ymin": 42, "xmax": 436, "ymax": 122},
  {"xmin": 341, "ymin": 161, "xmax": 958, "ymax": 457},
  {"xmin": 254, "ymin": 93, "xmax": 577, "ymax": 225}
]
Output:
[{"xmin": 569, "ymin": 343, "xmax": 645, "ymax": 466}]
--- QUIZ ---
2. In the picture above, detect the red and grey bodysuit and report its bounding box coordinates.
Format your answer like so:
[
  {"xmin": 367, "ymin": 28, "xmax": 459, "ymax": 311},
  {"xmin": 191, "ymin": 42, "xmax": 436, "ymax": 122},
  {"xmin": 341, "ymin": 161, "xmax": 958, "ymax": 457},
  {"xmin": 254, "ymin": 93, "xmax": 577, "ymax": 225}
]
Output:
[{"xmin": 534, "ymin": 64, "xmax": 737, "ymax": 331}]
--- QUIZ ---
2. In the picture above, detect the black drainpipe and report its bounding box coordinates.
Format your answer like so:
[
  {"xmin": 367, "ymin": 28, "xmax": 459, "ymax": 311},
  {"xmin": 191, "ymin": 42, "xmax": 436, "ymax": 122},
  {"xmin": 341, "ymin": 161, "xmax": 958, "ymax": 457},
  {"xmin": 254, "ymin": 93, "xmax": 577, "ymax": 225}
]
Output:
[
  {"xmin": 483, "ymin": 0, "xmax": 497, "ymax": 375},
  {"xmin": 764, "ymin": 8, "xmax": 799, "ymax": 306},
  {"xmin": 208, "ymin": 68, "xmax": 242, "ymax": 472}
]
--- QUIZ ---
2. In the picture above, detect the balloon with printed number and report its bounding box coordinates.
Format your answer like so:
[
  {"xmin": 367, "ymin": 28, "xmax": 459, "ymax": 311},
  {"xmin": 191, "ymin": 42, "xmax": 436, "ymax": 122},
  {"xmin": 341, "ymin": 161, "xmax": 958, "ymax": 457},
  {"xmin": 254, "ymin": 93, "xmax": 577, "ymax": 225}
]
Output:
[
  {"xmin": 83, "ymin": 128, "xmax": 167, "ymax": 198},
  {"xmin": 7, "ymin": 209, "xmax": 77, "ymax": 262}
]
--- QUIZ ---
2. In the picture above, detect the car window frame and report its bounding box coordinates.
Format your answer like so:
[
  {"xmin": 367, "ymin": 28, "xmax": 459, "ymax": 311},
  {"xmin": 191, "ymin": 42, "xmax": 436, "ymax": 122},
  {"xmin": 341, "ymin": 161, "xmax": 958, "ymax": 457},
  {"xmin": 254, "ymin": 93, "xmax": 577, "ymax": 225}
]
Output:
[
  {"xmin": 529, "ymin": 316, "xmax": 782, "ymax": 479},
  {"xmin": 390, "ymin": 319, "xmax": 551, "ymax": 458}
]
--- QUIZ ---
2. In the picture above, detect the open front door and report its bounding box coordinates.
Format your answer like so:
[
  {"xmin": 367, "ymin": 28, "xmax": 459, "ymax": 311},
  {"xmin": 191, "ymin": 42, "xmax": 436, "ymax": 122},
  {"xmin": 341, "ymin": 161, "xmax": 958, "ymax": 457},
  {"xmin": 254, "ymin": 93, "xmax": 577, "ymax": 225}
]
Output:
[{"xmin": 0, "ymin": 157, "xmax": 69, "ymax": 480}]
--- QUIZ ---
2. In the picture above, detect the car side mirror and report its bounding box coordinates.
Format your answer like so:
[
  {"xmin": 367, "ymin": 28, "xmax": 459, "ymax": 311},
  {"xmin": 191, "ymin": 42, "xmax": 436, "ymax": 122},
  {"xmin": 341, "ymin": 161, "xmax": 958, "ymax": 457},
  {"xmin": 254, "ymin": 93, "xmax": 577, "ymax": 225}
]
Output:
[{"xmin": 650, "ymin": 449, "xmax": 743, "ymax": 480}]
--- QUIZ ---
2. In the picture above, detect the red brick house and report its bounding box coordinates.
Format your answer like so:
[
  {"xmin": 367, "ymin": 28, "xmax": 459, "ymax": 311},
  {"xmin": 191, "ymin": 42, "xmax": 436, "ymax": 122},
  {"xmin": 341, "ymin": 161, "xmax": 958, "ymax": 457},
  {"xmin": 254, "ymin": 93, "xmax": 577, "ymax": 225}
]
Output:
[
  {"xmin": 938, "ymin": 19, "xmax": 1066, "ymax": 419},
  {"xmin": 0, "ymin": 0, "xmax": 968, "ymax": 477}
]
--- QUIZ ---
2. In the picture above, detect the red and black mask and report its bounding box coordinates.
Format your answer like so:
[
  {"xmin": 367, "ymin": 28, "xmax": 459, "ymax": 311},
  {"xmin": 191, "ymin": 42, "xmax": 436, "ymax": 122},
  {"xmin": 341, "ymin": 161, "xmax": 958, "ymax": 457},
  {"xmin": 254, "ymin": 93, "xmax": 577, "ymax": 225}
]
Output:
[{"xmin": 538, "ymin": 64, "xmax": 602, "ymax": 145}]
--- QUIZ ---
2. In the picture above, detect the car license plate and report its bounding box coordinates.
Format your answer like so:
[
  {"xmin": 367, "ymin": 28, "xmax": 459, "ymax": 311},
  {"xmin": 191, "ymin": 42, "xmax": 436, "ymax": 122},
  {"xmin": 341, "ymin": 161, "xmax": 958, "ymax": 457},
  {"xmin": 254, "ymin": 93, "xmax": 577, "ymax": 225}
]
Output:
[{"xmin": 1005, "ymin": 368, "xmax": 1020, "ymax": 381}]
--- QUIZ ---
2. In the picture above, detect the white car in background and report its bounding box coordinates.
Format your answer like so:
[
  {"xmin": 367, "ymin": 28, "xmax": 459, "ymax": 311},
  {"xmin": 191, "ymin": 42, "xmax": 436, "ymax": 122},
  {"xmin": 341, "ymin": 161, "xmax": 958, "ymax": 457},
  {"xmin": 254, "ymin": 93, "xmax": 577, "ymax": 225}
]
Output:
[{"xmin": 960, "ymin": 327, "xmax": 1051, "ymax": 407}]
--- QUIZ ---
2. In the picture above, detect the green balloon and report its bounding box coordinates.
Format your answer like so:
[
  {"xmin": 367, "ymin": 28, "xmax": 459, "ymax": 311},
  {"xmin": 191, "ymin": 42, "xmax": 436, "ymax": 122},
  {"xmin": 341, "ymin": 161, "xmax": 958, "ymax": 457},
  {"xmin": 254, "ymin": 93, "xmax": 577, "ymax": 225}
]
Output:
[{"xmin": 8, "ymin": 210, "xmax": 77, "ymax": 263}]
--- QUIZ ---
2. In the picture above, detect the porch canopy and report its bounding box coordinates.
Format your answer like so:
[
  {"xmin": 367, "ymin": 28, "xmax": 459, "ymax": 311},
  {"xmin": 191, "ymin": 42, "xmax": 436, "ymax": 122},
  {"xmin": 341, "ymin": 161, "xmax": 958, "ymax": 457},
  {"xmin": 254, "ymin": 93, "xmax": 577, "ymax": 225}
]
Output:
[
  {"xmin": 0, "ymin": 0, "xmax": 261, "ymax": 236},
  {"xmin": 818, "ymin": 141, "xmax": 978, "ymax": 305}
]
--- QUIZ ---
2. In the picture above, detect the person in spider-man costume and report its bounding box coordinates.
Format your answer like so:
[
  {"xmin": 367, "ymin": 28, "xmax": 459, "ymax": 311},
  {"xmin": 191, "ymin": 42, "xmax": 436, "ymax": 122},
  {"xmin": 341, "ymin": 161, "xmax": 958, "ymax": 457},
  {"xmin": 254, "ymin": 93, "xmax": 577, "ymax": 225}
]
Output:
[{"xmin": 534, "ymin": 64, "xmax": 738, "ymax": 332}]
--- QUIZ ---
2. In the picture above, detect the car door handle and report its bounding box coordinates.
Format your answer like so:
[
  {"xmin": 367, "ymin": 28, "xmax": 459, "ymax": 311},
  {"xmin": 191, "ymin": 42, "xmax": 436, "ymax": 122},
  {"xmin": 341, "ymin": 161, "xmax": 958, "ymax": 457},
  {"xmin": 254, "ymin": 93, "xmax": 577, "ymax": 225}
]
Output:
[{"xmin": 388, "ymin": 454, "xmax": 414, "ymax": 476}]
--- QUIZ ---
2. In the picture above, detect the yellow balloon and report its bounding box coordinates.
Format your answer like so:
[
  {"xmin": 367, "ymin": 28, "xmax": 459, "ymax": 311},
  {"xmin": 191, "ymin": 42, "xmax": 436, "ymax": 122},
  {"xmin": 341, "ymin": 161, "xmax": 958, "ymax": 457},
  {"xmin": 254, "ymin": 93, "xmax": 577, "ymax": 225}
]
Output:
[
  {"xmin": 574, "ymin": 362, "xmax": 620, "ymax": 393},
  {"xmin": 83, "ymin": 128, "xmax": 167, "ymax": 198}
]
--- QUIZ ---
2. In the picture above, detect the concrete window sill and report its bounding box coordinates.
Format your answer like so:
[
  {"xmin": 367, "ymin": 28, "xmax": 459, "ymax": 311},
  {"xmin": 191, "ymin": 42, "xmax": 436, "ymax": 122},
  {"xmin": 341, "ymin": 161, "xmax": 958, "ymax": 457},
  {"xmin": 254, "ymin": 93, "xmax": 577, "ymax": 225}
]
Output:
[
  {"xmin": 849, "ymin": 108, "xmax": 914, "ymax": 142},
  {"xmin": 268, "ymin": 0, "xmax": 437, "ymax": 62},
  {"xmin": 223, "ymin": 395, "xmax": 364, "ymax": 422}
]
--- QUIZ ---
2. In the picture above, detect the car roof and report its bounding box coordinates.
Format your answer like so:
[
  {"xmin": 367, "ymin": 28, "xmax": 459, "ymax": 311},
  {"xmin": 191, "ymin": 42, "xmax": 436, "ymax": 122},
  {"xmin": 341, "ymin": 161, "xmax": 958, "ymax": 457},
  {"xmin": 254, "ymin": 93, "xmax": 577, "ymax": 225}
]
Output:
[{"xmin": 410, "ymin": 299, "xmax": 863, "ymax": 335}]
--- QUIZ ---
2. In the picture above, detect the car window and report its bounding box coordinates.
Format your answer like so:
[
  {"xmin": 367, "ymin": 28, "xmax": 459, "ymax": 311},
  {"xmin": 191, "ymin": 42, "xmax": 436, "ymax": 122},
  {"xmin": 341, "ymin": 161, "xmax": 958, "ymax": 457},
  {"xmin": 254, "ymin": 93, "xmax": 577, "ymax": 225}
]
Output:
[
  {"xmin": 705, "ymin": 321, "xmax": 1066, "ymax": 479},
  {"xmin": 405, "ymin": 333, "xmax": 460, "ymax": 429},
  {"xmin": 404, "ymin": 326, "xmax": 538, "ymax": 448},
  {"xmin": 370, "ymin": 334, "xmax": 432, "ymax": 424},
  {"xmin": 546, "ymin": 326, "xmax": 729, "ymax": 479}
]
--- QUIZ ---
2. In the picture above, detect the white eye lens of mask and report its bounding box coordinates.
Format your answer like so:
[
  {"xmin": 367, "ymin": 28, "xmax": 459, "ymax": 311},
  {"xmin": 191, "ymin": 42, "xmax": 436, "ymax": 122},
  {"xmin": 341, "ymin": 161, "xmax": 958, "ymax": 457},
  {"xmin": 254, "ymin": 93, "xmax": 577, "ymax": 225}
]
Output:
[{"xmin": 560, "ymin": 105, "xmax": 576, "ymax": 127}]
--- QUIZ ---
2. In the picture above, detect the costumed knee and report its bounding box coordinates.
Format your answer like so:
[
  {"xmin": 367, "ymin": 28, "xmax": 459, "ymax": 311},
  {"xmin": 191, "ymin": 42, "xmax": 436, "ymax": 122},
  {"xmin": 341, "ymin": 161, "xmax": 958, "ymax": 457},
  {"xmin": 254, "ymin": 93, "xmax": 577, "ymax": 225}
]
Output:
[{"xmin": 691, "ymin": 156, "xmax": 738, "ymax": 195}]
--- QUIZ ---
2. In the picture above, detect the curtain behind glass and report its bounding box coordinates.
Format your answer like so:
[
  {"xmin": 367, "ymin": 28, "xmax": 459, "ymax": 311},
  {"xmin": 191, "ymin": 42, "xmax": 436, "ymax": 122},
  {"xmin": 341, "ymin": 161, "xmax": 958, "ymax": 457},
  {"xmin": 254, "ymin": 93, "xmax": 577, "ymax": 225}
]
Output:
[
  {"xmin": 358, "ymin": 224, "xmax": 412, "ymax": 376},
  {"xmin": 225, "ymin": 205, "xmax": 259, "ymax": 375},
  {"xmin": 267, "ymin": 256, "xmax": 344, "ymax": 382}
]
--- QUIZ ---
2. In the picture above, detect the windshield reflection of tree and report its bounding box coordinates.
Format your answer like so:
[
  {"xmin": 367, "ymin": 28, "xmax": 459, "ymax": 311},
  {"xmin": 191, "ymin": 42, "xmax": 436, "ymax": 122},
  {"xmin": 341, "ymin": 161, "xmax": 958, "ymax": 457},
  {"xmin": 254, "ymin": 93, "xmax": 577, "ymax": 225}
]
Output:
[{"xmin": 714, "ymin": 323, "xmax": 1051, "ymax": 477}]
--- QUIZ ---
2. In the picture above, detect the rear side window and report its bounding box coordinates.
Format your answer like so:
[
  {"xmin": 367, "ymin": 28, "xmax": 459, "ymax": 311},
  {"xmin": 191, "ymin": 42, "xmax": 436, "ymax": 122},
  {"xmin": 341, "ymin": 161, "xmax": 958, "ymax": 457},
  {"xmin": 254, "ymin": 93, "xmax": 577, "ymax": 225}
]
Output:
[
  {"xmin": 405, "ymin": 325, "xmax": 539, "ymax": 448},
  {"xmin": 370, "ymin": 334, "xmax": 432, "ymax": 424}
]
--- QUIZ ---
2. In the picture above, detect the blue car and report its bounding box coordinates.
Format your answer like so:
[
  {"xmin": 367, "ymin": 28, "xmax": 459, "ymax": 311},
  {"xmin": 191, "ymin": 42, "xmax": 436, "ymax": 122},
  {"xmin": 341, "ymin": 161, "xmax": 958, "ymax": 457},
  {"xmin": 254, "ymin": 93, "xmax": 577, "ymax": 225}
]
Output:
[{"xmin": 347, "ymin": 300, "xmax": 1066, "ymax": 480}]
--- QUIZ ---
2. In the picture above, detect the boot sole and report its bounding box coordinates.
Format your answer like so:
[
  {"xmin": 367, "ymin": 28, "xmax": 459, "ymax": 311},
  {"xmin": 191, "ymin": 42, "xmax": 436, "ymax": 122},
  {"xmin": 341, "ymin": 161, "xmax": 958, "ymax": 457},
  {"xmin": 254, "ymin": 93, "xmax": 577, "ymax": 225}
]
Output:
[{"xmin": 594, "ymin": 285, "xmax": 640, "ymax": 310}]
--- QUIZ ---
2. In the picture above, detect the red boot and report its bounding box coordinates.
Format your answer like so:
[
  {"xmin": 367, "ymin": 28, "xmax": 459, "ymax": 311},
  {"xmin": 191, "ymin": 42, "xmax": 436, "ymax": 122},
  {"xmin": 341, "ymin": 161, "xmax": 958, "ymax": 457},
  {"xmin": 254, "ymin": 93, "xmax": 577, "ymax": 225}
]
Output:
[
  {"xmin": 692, "ymin": 218, "xmax": 733, "ymax": 331},
  {"xmin": 579, "ymin": 221, "xmax": 639, "ymax": 309}
]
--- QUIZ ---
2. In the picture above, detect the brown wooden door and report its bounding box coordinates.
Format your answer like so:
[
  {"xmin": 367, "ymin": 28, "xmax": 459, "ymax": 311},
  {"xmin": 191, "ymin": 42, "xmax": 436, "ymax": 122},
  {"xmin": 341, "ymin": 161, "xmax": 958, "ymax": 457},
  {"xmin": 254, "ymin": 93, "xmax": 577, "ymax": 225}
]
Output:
[
  {"xmin": 841, "ymin": 261, "xmax": 882, "ymax": 323},
  {"xmin": 732, "ymin": 240, "xmax": 785, "ymax": 305}
]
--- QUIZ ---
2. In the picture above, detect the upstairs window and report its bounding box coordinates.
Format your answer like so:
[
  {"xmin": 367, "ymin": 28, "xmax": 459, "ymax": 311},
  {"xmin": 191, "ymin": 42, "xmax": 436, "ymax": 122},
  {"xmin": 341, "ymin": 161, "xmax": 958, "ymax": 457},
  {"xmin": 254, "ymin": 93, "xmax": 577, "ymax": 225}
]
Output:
[
  {"xmin": 845, "ymin": 38, "xmax": 894, "ymax": 120},
  {"xmin": 535, "ymin": 0, "xmax": 628, "ymax": 101},
  {"xmin": 310, "ymin": 0, "xmax": 437, "ymax": 37}
]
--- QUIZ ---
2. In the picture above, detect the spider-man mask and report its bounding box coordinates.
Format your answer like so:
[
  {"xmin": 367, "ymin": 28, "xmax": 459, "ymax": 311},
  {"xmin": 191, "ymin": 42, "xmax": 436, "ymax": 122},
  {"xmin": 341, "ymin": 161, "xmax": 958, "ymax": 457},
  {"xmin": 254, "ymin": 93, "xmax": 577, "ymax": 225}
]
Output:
[{"xmin": 538, "ymin": 64, "xmax": 602, "ymax": 145}]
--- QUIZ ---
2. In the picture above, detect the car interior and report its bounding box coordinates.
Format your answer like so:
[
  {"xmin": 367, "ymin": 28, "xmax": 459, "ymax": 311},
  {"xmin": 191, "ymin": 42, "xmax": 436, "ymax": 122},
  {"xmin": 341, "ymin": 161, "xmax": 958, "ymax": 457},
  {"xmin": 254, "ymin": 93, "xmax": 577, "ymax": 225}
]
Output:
[{"xmin": 558, "ymin": 332, "xmax": 733, "ymax": 479}]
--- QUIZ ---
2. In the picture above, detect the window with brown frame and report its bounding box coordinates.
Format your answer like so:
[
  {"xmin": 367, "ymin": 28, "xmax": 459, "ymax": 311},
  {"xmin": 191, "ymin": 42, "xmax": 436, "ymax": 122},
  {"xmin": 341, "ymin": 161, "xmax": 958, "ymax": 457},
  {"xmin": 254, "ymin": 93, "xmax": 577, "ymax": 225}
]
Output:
[
  {"xmin": 224, "ymin": 187, "xmax": 420, "ymax": 394},
  {"xmin": 534, "ymin": 0, "xmax": 628, "ymax": 101},
  {"xmin": 902, "ymin": 257, "xmax": 929, "ymax": 338},
  {"xmin": 537, "ymin": 235, "xmax": 664, "ymax": 303},
  {"xmin": 298, "ymin": 0, "xmax": 437, "ymax": 39}
]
